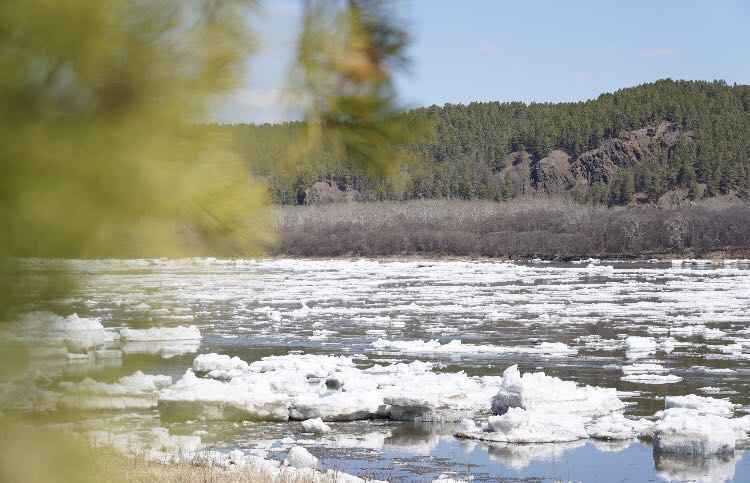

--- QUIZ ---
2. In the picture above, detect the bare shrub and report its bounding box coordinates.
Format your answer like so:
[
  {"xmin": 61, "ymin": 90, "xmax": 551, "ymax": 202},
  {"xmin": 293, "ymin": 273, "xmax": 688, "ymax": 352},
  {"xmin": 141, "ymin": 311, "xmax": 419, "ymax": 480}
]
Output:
[{"xmin": 274, "ymin": 198, "xmax": 750, "ymax": 258}]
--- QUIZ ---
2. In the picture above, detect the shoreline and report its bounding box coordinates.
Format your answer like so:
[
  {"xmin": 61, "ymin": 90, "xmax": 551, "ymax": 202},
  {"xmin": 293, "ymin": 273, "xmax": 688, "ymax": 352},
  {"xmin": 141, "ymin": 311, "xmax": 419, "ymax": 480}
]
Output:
[
  {"xmin": 12, "ymin": 247, "xmax": 750, "ymax": 264},
  {"xmin": 268, "ymin": 247, "xmax": 750, "ymax": 263}
]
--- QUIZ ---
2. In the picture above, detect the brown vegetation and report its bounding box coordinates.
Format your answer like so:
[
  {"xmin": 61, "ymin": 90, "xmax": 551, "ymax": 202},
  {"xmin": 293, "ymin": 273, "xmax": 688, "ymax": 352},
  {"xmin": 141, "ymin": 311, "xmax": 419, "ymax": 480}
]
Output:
[{"xmin": 274, "ymin": 198, "xmax": 750, "ymax": 259}]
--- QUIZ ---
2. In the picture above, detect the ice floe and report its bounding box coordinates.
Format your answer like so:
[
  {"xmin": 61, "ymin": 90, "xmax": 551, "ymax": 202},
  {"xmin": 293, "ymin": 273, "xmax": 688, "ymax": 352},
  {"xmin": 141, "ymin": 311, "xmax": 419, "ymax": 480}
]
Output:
[
  {"xmin": 621, "ymin": 374, "xmax": 684, "ymax": 384},
  {"xmin": 621, "ymin": 363, "xmax": 670, "ymax": 374},
  {"xmin": 158, "ymin": 369, "xmax": 290, "ymax": 421},
  {"xmin": 284, "ymin": 445, "xmax": 318, "ymax": 469},
  {"xmin": 584, "ymin": 413, "xmax": 655, "ymax": 440},
  {"xmin": 119, "ymin": 325, "xmax": 201, "ymax": 341},
  {"xmin": 652, "ymin": 408, "xmax": 739, "ymax": 456},
  {"xmin": 158, "ymin": 353, "xmax": 505, "ymax": 423},
  {"xmin": 121, "ymin": 340, "xmax": 200, "ymax": 359},
  {"xmin": 463, "ymin": 407, "xmax": 589, "ymax": 443},
  {"xmin": 624, "ymin": 336, "xmax": 674, "ymax": 358},
  {"xmin": 193, "ymin": 353, "xmax": 249, "ymax": 380},
  {"xmin": 302, "ymin": 418, "xmax": 332, "ymax": 434},
  {"xmin": 457, "ymin": 366, "xmax": 642, "ymax": 445},
  {"xmin": 490, "ymin": 365, "xmax": 623, "ymax": 417},
  {"xmin": 7, "ymin": 311, "xmax": 118, "ymax": 353},
  {"xmin": 371, "ymin": 339, "xmax": 576, "ymax": 356},
  {"xmin": 664, "ymin": 395, "xmax": 737, "ymax": 417},
  {"xmin": 59, "ymin": 371, "xmax": 171, "ymax": 410}
]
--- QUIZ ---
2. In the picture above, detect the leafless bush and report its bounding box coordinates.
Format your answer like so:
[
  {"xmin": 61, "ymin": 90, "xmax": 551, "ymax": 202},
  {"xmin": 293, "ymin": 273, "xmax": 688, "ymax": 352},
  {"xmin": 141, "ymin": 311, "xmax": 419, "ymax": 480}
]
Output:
[{"xmin": 274, "ymin": 198, "xmax": 750, "ymax": 258}]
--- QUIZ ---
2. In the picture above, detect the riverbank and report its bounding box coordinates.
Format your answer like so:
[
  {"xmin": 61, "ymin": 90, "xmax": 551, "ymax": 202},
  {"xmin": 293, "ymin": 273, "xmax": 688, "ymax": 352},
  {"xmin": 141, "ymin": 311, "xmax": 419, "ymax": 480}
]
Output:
[
  {"xmin": 274, "ymin": 198, "xmax": 750, "ymax": 259},
  {"xmin": 0, "ymin": 425, "xmax": 369, "ymax": 483}
]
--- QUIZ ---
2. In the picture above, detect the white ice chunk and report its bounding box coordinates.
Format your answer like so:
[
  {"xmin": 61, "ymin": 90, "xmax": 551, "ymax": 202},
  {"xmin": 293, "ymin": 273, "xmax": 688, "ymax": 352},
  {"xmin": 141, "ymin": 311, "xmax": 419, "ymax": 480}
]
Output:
[
  {"xmin": 291, "ymin": 391, "xmax": 385, "ymax": 422},
  {"xmin": 459, "ymin": 407, "xmax": 588, "ymax": 443},
  {"xmin": 301, "ymin": 417, "xmax": 331, "ymax": 434},
  {"xmin": 121, "ymin": 340, "xmax": 200, "ymax": 359},
  {"xmin": 653, "ymin": 408, "xmax": 738, "ymax": 456},
  {"xmin": 193, "ymin": 353, "xmax": 249, "ymax": 380},
  {"xmin": 371, "ymin": 339, "xmax": 576, "ymax": 356},
  {"xmin": 456, "ymin": 418, "xmax": 479, "ymax": 433},
  {"xmin": 58, "ymin": 371, "xmax": 171, "ymax": 410},
  {"xmin": 621, "ymin": 374, "xmax": 683, "ymax": 384},
  {"xmin": 158, "ymin": 369, "xmax": 290, "ymax": 421},
  {"xmin": 10, "ymin": 311, "xmax": 117, "ymax": 352},
  {"xmin": 491, "ymin": 365, "xmax": 623, "ymax": 417},
  {"xmin": 159, "ymin": 353, "xmax": 505, "ymax": 423},
  {"xmin": 621, "ymin": 363, "xmax": 669, "ymax": 374},
  {"xmin": 119, "ymin": 325, "xmax": 201, "ymax": 341},
  {"xmin": 584, "ymin": 413, "xmax": 654, "ymax": 440},
  {"xmin": 624, "ymin": 336, "xmax": 658, "ymax": 358},
  {"xmin": 665, "ymin": 394, "xmax": 737, "ymax": 417},
  {"xmin": 283, "ymin": 446, "xmax": 318, "ymax": 469}
]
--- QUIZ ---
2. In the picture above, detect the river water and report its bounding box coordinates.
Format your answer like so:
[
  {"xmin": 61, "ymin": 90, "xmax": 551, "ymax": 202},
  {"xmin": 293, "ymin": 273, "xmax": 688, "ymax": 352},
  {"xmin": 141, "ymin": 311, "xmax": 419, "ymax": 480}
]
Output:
[{"xmin": 18, "ymin": 258, "xmax": 750, "ymax": 482}]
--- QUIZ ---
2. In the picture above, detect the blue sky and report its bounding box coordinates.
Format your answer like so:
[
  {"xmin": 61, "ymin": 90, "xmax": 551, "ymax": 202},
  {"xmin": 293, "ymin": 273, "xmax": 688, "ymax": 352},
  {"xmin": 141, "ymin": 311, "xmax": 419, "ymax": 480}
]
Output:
[{"xmin": 215, "ymin": 0, "xmax": 750, "ymax": 123}]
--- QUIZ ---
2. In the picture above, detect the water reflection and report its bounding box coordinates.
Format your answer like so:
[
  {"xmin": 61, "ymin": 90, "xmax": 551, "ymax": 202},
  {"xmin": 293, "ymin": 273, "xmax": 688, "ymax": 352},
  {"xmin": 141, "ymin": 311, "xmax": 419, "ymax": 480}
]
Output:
[
  {"xmin": 485, "ymin": 440, "xmax": 586, "ymax": 470},
  {"xmin": 654, "ymin": 452, "xmax": 743, "ymax": 483}
]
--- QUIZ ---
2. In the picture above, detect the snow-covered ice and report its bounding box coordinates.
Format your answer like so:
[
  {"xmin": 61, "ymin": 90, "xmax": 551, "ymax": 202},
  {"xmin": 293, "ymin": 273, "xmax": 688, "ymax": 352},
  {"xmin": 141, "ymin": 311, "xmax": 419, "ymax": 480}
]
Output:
[
  {"xmin": 119, "ymin": 325, "xmax": 201, "ymax": 341},
  {"xmin": 584, "ymin": 413, "xmax": 654, "ymax": 441},
  {"xmin": 371, "ymin": 339, "xmax": 576, "ymax": 356},
  {"xmin": 621, "ymin": 374, "xmax": 684, "ymax": 384},
  {"xmin": 158, "ymin": 353, "xmax": 505, "ymax": 423},
  {"xmin": 464, "ymin": 407, "xmax": 589, "ymax": 443},
  {"xmin": 59, "ymin": 371, "xmax": 171, "ymax": 410},
  {"xmin": 7, "ymin": 311, "xmax": 117, "ymax": 353},
  {"xmin": 665, "ymin": 395, "xmax": 737, "ymax": 417},
  {"xmin": 284, "ymin": 446, "xmax": 318, "ymax": 469},
  {"xmin": 302, "ymin": 418, "xmax": 332, "ymax": 434},
  {"xmin": 652, "ymin": 408, "xmax": 738, "ymax": 456},
  {"xmin": 490, "ymin": 365, "xmax": 623, "ymax": 417}
]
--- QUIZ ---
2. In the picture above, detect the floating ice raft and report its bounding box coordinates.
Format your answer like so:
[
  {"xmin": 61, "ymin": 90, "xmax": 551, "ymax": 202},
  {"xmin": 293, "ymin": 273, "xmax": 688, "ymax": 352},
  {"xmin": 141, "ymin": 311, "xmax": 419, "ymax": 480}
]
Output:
[
  {"xmin": 371, "ymin": 339, "xmax": 576, "ymax": 356},
  {"xmin": 490, "ymin": 365, "xmax": 624, "ymax": 417},
  {"xmin": 158, "ymin": 353, "xmax": 505, "ymax": 422},
  {"xmin": 59, "ymin": 371, "xmax": 172, "ymax": 410}
]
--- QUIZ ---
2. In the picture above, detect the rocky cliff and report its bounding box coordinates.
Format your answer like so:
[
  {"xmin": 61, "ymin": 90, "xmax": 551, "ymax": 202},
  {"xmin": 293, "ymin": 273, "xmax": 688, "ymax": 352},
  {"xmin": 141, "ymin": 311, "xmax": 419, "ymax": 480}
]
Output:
[{"xmin": 506, "ymin": 121, "xmax": 696, "ymax": 199}]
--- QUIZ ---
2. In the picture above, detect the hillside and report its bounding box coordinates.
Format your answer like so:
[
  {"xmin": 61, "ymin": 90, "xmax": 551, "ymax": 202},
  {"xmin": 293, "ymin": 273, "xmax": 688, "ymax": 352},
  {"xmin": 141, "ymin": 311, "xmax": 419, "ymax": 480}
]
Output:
[{"xmin": 225, "ymin": 79, "xmax": 750, "ymax": 206}]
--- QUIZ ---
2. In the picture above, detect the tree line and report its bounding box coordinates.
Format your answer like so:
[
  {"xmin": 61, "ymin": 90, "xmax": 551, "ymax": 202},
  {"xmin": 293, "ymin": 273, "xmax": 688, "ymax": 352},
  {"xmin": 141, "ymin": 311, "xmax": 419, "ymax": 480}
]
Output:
[{"xmin": 223, "ymin": 79, "xmax": 750, "ymax": 205}]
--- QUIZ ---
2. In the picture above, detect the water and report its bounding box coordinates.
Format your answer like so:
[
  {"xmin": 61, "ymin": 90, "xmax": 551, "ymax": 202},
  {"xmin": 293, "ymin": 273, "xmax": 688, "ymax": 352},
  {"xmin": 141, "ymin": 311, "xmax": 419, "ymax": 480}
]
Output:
[{"xmin": 21, "ymin": 258, "xmax": 750, "ymax": 481}]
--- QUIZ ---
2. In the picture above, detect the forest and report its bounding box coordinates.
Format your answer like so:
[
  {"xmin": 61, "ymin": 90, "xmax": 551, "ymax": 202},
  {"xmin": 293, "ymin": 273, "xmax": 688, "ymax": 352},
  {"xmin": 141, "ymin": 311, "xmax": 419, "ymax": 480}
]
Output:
[{"xmin": 225, "ymin": 79, "xmax": 750, "ymax": 206}]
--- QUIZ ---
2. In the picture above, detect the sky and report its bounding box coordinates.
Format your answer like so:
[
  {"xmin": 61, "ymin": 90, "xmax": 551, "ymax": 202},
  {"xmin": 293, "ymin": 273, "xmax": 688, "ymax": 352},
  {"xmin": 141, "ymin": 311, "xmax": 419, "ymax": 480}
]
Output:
[{"xmin": 215, "ymin": 0, "xmax": 750, "ymax": 124}]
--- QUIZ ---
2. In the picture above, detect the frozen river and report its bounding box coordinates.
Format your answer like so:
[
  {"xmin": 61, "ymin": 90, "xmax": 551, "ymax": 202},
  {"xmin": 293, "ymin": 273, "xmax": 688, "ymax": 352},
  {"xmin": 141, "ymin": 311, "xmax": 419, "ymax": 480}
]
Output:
[{"xmin": 9, "ymin": 258, "xmax": 750, "ymax": 482}]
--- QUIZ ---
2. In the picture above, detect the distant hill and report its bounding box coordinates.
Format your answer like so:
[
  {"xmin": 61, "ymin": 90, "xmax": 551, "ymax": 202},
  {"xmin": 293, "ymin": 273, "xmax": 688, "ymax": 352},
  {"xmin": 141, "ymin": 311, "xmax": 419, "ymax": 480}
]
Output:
[{"xmin": 224, "ymin": 79, "xmax": 750, "ymax": 206}]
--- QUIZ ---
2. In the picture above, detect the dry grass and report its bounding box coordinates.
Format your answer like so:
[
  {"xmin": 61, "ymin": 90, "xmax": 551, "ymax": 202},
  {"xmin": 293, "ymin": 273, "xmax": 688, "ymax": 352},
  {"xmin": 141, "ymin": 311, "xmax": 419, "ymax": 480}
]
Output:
[
  {"xmin": 0, "ymin": 423, "xmax": 354, "ymax": 483},
  {"xmin": 95, "ymin": 455, "xmax": 304, "ymax": 483}
]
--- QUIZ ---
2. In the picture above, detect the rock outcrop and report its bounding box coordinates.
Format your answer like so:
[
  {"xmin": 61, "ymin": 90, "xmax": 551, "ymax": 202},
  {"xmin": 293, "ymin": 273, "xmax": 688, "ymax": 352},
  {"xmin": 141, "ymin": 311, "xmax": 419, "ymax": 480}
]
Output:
[
  {"xmin": 536, "ymin": 150, "xmax": 574, "ymax": 194},
  {"xmin": 503, "ymin": 121, "xmax": 697, "ymax": 198},
  {"xmin": 570, "ymin": 121, "xmax": 694, "ymax": 186}
]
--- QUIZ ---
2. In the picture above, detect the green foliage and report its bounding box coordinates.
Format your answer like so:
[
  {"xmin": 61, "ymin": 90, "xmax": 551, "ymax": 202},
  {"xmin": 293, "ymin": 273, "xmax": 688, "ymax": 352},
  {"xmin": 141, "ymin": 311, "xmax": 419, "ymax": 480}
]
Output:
[
  {"xmin": 0, "ymin": 0, "xmax": 272, "ymax": 260},
  {"xmin": 608, "ymin": 169, "xmax": 636, "ymax": 206}
]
